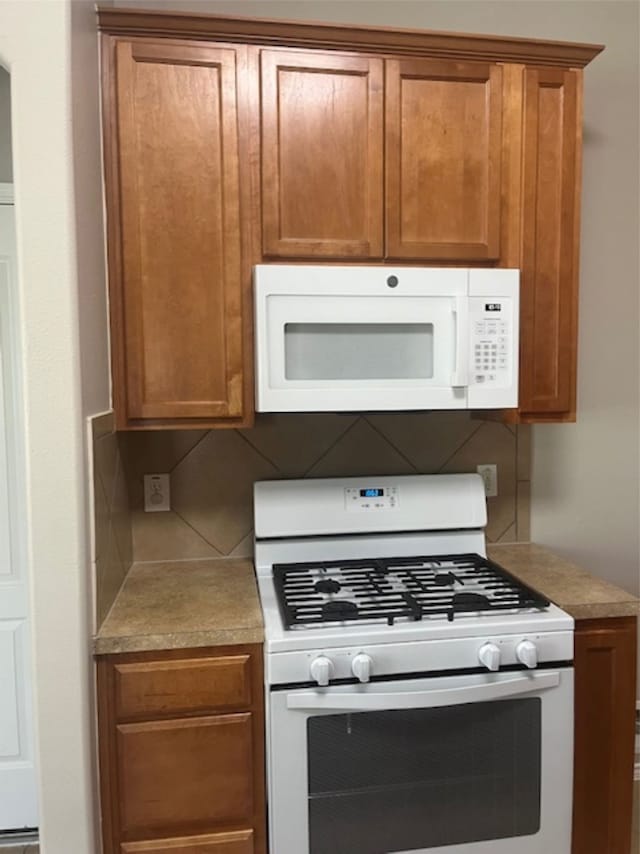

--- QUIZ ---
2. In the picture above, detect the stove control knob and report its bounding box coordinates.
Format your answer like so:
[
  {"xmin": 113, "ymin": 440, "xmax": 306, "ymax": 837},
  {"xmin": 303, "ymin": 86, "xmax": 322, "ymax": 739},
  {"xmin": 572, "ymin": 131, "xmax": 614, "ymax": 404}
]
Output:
[
  {"xmin": 516, "ymin": 640, "xmax": 538, "ymax": 669},
  {"xmin": 351, "ymin": 653, "xmax": 373, "ymax": 683},
  {"xmin": 478, "ymin": 642, "xmax": 501, "ymax": 672},
  {"xmin": 310, "ymin": 656, "xmax": 334, "ymax": 687}
]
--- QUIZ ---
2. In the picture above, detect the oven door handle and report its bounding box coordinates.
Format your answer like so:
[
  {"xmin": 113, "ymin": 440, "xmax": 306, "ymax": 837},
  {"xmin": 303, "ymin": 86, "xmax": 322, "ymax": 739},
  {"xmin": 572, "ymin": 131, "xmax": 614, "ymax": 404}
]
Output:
[
  {"xmin": 286, "ymin": 671, "xmax": 561, "ymax": 711},
  {"xmin": 451, "ymin": 294, "xmax": 469, "ymax": 388}
]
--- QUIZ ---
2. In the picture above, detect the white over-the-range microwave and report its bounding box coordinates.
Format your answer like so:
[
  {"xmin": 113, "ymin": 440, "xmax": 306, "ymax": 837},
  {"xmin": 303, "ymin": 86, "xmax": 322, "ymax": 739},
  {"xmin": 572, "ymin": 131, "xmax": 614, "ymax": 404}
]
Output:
[{"xmin": 254, "ymin": 265, "xmax": 519, "ymax": 412}]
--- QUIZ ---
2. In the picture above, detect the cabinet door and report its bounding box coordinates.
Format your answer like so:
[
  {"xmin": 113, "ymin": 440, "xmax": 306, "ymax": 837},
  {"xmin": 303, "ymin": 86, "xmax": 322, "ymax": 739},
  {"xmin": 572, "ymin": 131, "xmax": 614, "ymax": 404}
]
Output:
[
  {"xmin": 117, "ymin": 714, "xmax": 253, "ymax": 837},
  {"xmin": 110, "ymin": 40, "xmax": 247, "ymax": 426},
  {"xmin": 261, "ymin": 49, "xmax": 383, "ymax": 258},
  {"xmin": 386, "ymin": 58, "xmax": 503, "ymax": 261},
  {"xmin": 519, "ymin": 67, "xmax": 581, "ymax": 421},
  {"xmin": 573, "ymin": 617, "xmax": 637, "ymax": 854}
]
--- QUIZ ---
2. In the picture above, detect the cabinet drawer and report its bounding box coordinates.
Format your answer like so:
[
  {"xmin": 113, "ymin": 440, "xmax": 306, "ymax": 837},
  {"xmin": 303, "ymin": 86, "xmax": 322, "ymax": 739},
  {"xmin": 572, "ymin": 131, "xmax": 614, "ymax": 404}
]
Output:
[
  {"xmin": 114, "ymin": 655, "xmax": 252, "ymax": 719},
  {"xmin": 117, "ymin": 714, "xmax": 254, "ymax": 835},
  {"xmin": 121, "ymin": 829, "xmax": 253, "ymax": 854}
]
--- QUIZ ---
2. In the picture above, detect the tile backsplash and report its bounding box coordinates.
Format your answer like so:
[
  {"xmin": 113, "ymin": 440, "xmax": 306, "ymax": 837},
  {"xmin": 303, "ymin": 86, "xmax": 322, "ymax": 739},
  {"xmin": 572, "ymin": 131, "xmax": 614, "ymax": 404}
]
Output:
[
  {"xmin": 119, "ymin": 412, "xmax": 531, "ymax": 564},
  {"xmin": 91, "ymin": 412, "xmax": 133, "ymax": 625}
]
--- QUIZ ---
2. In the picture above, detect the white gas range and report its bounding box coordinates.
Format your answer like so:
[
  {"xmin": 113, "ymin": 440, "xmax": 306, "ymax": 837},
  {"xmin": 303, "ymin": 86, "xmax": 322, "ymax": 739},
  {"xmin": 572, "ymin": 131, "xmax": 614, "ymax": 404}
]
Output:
[{"xmin": 254, "ymin": 474, "xmax": 574, "ymax": 854}]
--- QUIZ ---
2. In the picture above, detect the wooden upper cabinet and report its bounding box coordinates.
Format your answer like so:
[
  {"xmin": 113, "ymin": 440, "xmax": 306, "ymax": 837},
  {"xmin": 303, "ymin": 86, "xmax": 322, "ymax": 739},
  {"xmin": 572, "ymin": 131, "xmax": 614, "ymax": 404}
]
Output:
[
  {"xmin": 385, "ymin": 58, "xmax": 503, "ymax": 261},
  {"xmin": 108, "ymin": 40, "xmax": 250, "ymax": 428},
  {"xmin": 98, "ymin": 10, "xmax": 604, "ymax": 426},
  {"xmin": 260, "ymin": 49, "xmax": 384, "ymax": 258},
  {"xmin": 519, "ymin": 67, "xmax": 581, "ymax": 420}
]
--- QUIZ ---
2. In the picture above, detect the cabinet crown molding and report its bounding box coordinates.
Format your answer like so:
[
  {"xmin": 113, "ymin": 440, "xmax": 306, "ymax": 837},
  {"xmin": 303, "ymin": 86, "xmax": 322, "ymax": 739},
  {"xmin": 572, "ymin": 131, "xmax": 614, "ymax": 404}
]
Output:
[{"xmin": 97, "ymin": 7, "xmax": 603, "ymax": 69}]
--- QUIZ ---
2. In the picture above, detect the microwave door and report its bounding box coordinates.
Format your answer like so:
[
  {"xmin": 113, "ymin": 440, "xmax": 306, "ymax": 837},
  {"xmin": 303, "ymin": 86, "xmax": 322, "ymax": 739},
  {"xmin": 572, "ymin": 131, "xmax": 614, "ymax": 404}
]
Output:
[{"xmin": 259, "ymin": 294, "xmax": 468, "ymax": 412}]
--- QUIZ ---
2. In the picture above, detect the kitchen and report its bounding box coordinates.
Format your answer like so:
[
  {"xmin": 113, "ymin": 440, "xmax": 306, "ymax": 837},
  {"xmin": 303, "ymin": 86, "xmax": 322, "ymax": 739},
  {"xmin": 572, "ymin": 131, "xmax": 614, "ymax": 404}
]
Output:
[{"xmin": 1, "ymin": 1, "xmax": 640, "ymax": 854}]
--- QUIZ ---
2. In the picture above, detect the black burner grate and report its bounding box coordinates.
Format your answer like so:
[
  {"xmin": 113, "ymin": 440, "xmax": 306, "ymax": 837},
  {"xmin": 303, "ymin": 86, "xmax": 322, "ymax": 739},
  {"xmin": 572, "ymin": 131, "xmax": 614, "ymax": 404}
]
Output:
[{"xmin": 272, "ymin": 553, "xmax": 550, "ymax": 629}]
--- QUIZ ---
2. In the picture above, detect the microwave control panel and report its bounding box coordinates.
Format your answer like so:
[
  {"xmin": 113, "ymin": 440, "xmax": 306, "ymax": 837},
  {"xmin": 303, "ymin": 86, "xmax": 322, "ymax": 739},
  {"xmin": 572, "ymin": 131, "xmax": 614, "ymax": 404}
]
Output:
[
  {"xmin": 470, "ymin": 298, "xmax": 513, "ymax": 386},
  {"xmin": 345, "ymin": 486, "xmax": 399, "ymax": 512}
]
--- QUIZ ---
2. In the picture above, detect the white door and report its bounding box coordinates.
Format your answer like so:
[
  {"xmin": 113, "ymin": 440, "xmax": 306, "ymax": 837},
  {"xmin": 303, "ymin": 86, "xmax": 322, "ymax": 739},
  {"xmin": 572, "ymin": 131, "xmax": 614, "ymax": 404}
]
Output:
[{"xmin": 0, "ymin": 188, "xmax": 38, "ymax": 830}]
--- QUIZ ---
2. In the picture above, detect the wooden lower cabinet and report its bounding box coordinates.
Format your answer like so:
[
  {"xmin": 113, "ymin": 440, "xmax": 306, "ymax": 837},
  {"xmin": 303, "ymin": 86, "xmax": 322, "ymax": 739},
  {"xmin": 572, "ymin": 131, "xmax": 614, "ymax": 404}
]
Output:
[
  {"xmin": 572, "ymin": 617, "xmax": 637, "ymax": 854},
  {"xmin": 97, "ymin": 645, "xmax": 266, "ymax": 854}
]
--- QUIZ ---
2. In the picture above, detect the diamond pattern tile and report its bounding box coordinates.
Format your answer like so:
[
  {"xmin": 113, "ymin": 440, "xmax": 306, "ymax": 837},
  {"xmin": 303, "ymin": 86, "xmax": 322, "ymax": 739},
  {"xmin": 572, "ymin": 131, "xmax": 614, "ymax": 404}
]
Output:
[
  {"xmin": 94, "ymin": 430, "xmax": 119, "ymax": 506},
  {"xmin": 120, "ymin": 415, "xmax": 530, "ymax": 562},
  {"xmin": 111, "ymin": 454, "xmax": 132, "ymax": 568},
  {"xmin": 171, "ymin": 431, "xmax": 278, "ymax": 554},
  {"xmin": 441, "ymin": 422, "xmax": 517, "ymax": 542},
  {"xmin": 306, "ymin": 418, "xmax": 415, "ymax": 478},
  {"xmin": 496, "ymin": 522, "xmax": 517, "ymax": 543},
  {"xmin": 121, "ymin": 430, "xmax": 208, "ymax": 509},
  {"xmin": 96, "ymin": 523, "xmax": 128, "ymax": 626},
  {"xmin": 93, "ymin": 468, "xmax": 109, "ymax": 564},
  {"xmin": 240, "ymin": 413, "xmax": 356, "ymax": 476},
  {"xmin": 516, "ymin": 480, "xmax": 531, "ymax": 542},
  {"xmin": 131, "ymin": 510, "xmax": 221, "ymax": 562},
  {"xmin": 366, "ymin": 411, "xmax": 479, "ymax": 472}
]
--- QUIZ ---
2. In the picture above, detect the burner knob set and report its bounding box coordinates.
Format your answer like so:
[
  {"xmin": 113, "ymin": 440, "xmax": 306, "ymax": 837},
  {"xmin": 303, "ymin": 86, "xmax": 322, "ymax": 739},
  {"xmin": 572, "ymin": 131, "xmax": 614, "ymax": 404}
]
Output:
[
  {"xmin": 478, "ymin": 639, "xmax": 539, "ymax": 671},
  {"xmin": 309, "ymin": 655, "xmax": 334, "ymax": 687},
  {"xmin": 351, "ymin": 653, "xmax": 373, "ymax": 683},
  {"xmin": 310, "ymin": 640, "xmax": 540, "ymax": 684}
]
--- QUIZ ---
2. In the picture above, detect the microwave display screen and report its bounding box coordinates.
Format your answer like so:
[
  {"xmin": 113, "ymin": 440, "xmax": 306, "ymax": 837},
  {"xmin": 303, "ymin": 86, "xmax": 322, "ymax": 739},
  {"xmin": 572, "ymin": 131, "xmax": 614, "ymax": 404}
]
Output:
[
  {"xmin": 485, "ymin": 303, "xmax": 502, "ymax": 311},
  {"xmin": 360, "ymin": 488, "xmax": 384, "ymax": 498}
]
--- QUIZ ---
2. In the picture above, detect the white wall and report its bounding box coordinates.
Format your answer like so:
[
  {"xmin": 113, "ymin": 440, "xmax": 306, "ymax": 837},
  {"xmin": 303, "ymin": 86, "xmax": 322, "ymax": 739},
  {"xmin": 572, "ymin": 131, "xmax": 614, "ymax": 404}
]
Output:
[
  {"xmin": 0, "ymin": 67, "xmax": 12, "ymax": 181},
  {"xmin": 0, "ymin": 0, "xmax": 110, "ymax": 851},
  {"xmin": 116, "ymin": 0, "xmax": 640, "ymax": 604}
]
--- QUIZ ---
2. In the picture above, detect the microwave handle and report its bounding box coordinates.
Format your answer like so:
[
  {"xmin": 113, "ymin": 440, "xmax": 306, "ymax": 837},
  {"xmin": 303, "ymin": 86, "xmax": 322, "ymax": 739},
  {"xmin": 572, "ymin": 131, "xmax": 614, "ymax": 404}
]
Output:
[
  {"xmin": 286, "ymin": 671, "xmax": 560, "ymax": 712},
  {"xmin": 451, "ymin": 295, "xmax": 469, "ymax": 388}
]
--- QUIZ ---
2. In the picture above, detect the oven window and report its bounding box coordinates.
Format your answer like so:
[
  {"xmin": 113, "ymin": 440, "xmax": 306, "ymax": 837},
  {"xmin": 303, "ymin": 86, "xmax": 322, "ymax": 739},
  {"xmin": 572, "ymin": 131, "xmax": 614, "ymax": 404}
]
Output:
[
  {"xmin": 307, "ymin": 698, "xmax": 541, "ymax": 853},
  {"xmin": 284, "ymin": 323, "xmax": 434, "ymax": 380}
]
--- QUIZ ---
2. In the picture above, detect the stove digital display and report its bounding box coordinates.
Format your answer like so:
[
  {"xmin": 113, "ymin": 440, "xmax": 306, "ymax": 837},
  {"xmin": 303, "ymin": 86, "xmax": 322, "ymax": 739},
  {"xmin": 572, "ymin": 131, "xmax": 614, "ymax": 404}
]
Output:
[{"xmin": 360, "ymin": 488, "xmax": 384, "ymax": 498}]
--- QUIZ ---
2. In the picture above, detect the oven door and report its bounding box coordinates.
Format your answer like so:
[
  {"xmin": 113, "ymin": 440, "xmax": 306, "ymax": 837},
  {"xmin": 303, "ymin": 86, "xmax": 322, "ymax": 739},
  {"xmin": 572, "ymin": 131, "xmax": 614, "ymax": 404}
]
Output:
[{"xmin": 268, "ymin": 667, "xmax": 573, "ymax": 854}]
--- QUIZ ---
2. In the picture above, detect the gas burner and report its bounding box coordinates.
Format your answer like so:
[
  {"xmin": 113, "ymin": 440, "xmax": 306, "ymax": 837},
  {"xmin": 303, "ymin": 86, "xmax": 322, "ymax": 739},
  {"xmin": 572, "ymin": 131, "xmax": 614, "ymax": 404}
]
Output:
[
  {"xmin": 322, "ymin": 600, "xmax": 359, "ymax": 620},
  {"xmin": 314, "ymin": 579, "xmax": 341, "ymax": 594},
  {"xmin": 448, "ymin": 591, "xmax": 490, "ymax": 621},
  {"xmin": 434, "ymin": 571, "xmax": 462, "ymax": 586},
  {"xmin": 273, "ymin": 554, "xmax": 550, "ymax": 630}
]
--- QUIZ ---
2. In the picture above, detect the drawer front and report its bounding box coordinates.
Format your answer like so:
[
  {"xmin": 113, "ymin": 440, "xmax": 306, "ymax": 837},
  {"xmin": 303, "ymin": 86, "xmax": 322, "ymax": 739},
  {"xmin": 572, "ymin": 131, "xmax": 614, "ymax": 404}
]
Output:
[
  {"xmin": 114, "ymin": 655, "xmax": 252, "ymax": 719},
  {"xmin": 117, "ymin": 714, "xmax": 253, "ymax": 835},
  {"xmin": 121, "ymin": 830, "xmax": 253, "ymax": 854}
]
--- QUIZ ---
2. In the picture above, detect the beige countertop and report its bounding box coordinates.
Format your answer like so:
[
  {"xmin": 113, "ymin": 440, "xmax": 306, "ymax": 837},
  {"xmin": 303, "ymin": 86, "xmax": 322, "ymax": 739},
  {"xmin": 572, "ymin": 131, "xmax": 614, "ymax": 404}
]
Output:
[
  {"xmin": 488, "ymin": 543, "xmax": 639, "ymax": 620},
  {"xmin": 94, "ymin": 558, "xmax": 264, "ymax": 655}
]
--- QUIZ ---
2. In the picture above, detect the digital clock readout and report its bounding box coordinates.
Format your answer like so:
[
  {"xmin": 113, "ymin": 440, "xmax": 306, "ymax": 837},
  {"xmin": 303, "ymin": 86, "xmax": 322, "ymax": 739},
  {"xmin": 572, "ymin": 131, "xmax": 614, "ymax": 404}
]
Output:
[{"xmin": 360, "ymin": 488, "xmax": 384, "ymax": 498}]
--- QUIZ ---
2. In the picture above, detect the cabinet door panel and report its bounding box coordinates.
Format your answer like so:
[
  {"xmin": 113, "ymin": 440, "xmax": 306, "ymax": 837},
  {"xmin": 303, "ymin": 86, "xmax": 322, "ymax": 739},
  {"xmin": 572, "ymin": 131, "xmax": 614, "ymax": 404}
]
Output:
[
  {"xmin": 121, "ymin": 829, "xmax": 253, "ymax": 853},
  {"xmin": 117, "ymin": 714, "xmax": 253, "ymax": 836},
  {"xmin": 114, "ymin": 655, "xmax": 252, "ymax": 720},
  {"xmin": 573, "ymin": 618, "xmax": 637, "ymax": 854},
  {"xmin": 261, "ymin": 49, "xmax": 383, "ymax": 258},
  {"xmin": 386, "ymin": 58, "xmax": 502, "ymax": 260},
  {"xmin": 519, "ymin": 67, "xmax": 580, "ymax": 420},
  {"xmin": 114, "ymin": 41, "xmax": 244, "ymax": 422}
]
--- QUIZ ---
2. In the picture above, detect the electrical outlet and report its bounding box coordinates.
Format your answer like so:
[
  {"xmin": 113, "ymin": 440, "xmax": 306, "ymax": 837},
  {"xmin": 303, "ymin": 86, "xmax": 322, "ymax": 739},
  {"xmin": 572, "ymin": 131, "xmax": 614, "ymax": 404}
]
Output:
[
  {"xmin": 476, "ymin": 464, "xmax": 498, "ymax": 498},
  {"xmin": 144, "ymin": 473, "xmax": 171, "ymax": 512}
]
